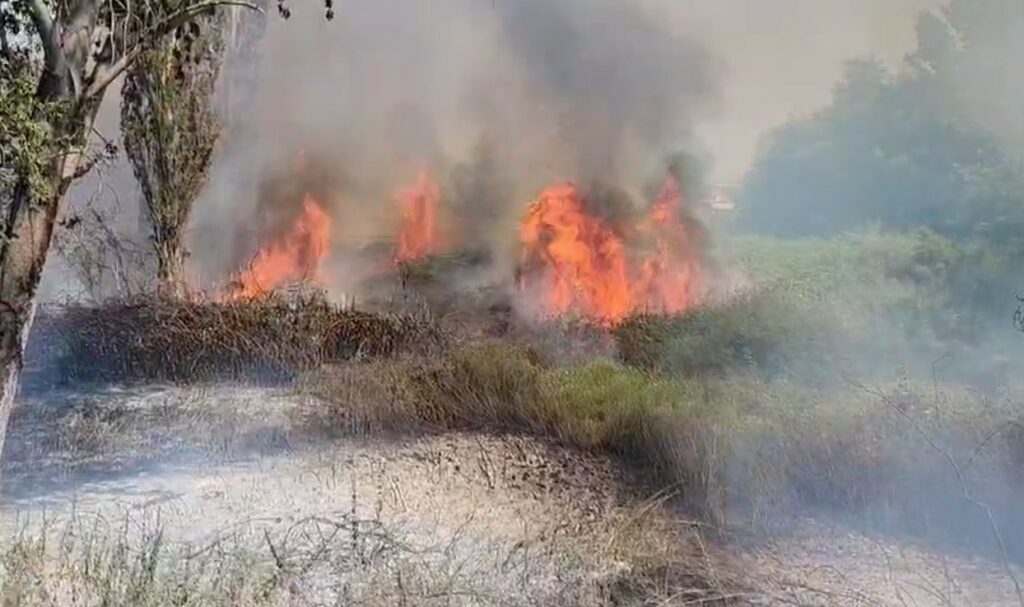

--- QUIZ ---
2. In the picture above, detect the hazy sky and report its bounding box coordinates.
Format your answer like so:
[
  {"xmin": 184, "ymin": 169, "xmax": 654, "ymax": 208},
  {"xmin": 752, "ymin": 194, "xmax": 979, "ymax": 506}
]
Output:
[{"xmin": 641, "ymin": 0, "xmax": 941, "ymax": 182}]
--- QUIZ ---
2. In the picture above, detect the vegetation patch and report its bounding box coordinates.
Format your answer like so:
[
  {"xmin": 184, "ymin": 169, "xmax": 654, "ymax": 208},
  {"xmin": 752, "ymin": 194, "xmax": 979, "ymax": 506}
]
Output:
[
  {"xmin": 614, "ymin": 289, "xmax": 836, "ymax": 378},
  {"xmin": 299, "ymin": 346, "xmax": 1024, "ymax": 556},
  {"xmin": 31, "ymin": 293, "xmax": 445, "ymax": 386}
]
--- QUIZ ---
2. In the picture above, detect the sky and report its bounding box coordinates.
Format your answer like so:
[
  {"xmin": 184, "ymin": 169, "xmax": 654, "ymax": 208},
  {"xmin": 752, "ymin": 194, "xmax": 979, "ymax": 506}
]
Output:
[{"xmin": 639, "ymin": 0, "xmax": 941, "ymax": 182}]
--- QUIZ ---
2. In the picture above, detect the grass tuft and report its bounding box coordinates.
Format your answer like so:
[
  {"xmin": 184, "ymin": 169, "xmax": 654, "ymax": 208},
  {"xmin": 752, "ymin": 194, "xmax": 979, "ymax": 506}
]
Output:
[
  {"xmin": 299, "ymin": 347, "xmax": 1024, "ymax": 553},
  {"xmin": 28, "ymin": 293, "xmax": 445, "ymax": 386}
]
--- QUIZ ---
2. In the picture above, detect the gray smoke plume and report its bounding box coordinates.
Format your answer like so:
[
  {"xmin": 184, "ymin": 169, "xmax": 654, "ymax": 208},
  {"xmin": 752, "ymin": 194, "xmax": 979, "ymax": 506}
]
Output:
[{"xmin": 187, "ymin": 0, "xmax": 720, "ymax": 292}]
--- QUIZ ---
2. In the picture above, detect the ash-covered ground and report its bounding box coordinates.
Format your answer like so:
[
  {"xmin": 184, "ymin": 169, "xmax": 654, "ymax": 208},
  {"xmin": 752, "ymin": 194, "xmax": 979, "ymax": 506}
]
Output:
[{"xmin": 2, "ymin": 383, "xmax": 1022, "ymax": 606}]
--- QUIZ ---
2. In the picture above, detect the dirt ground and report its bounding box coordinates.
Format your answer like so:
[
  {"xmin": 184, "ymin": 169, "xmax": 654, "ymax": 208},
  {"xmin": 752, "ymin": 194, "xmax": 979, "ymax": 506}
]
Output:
[
  {"xmin": 738, "ymin": 518, "xmax": 1024, "ymax": 606},
  {"xmin": 2, "ymin": 385, "xmax": 1022, "ymax": 606}
]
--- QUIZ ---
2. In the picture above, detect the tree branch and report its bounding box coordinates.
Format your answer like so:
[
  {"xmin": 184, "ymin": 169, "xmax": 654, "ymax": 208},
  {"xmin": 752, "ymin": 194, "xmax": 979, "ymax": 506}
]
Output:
[
  {"xmin": 69, "ymin": 153, "xmax": 102, "ymax": 180},
  {"xmin": 844, "ymin": 375, "xmax": 1024, "ymax": 607},
  {"xmin": 85, "ymin": 0, "xmax": 261, "ymax": 98},
  {"xmin": 0, "ymin": 6, "xmax": 12, "ymax": 61}
]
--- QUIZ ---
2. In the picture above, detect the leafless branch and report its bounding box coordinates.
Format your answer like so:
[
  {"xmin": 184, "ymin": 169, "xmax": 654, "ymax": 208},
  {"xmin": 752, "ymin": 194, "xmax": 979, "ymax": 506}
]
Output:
[
  {"xmin": 69, "ymin": 155, "xmax": 101, "ymax": 179},
  {"xmin": 964, "ymin": 420, "xmax": 1024, "ymax": 472},
  {"xmin": 844, "ymin": 375, "xmax": 1024, "ymax": 607}
]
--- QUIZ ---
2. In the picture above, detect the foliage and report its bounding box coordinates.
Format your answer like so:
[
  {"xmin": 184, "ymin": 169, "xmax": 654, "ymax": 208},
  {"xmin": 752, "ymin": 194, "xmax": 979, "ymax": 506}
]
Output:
[
  {"xmin": 121, "ymin": 10, "xmax": 227, "ymax": 289},
  {"xmin": 299, "ymin": 345, "xmax": 1024, "ymax": 554},
  {"xmin": 738, "ymin": 0, "xmax": 1024, "ymax": 252},
  {"xmin": 0, "ymin": 52, "xmax": 64, "ymax": 205},
  {"xmin": 614, "ymin": 290, "xmax": 834, "ymax": 378},
  {"xmin": 615, "ymin": 230, "xmax": 1018, "ymax": 382}
]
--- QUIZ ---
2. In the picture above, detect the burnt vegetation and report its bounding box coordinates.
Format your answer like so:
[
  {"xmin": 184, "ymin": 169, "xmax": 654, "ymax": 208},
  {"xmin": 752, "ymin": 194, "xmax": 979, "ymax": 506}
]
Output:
[{"xmin": 27, "ymin": 293, "xmax": 443, "ymax": 386}]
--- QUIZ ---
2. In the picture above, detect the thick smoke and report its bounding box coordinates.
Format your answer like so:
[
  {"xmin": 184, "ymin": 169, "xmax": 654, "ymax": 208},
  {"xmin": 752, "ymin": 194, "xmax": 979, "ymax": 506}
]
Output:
[
  {"xmin": 945, "ymin": 3, "xmax": 1024, "ymax": 155},
  {"xmin": 187, "ymin": 0, "xmax": 719, "ymax": 291},
  {"xmin": 490, "ymin": 0, "xmax": 714, "ymax": 182}
]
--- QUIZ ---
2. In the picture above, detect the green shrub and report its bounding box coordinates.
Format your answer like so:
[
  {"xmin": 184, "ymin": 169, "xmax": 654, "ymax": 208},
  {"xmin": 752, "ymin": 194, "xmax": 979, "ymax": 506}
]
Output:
[
  {"xmin": 298, "ymin": 344, "xmax": 1024, "ymax": 554},
  {"xmin": 612, "ymin": 229, "xmax": 1019, "ymax": 383},
  {"xmin": 540, "ymin": 362, "xmax": 679, "ymax": 452},
  {"xmin": 721, "ymin": 229, "xmax": 1017, "ymax": 347},
  {"xmin": 614, "ymin": 289, "xmax": 837, "ymax": 378}
]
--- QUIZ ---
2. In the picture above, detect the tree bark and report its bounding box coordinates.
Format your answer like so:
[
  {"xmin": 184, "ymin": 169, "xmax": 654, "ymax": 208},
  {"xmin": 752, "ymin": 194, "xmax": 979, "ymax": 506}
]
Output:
[
  {"xmin": 0, "ymin": 299, "xmax": 37, "ymax": 462},
  {"xmin": 0, "ymin": 179, "xmax": 65, "ymax": 460},
  {"xmin": 154, "ymin": 230, "xmax": 188, "ymax": 298}
]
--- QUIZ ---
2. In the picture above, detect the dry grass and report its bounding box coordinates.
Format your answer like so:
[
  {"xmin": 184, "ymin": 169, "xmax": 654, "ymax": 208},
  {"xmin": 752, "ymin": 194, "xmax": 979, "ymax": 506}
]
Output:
[
  {"xmin": 0, "ymin": 497, "xmax": 755, "ymax": 606},
  {"xmin": 28, "ymin": 293, "xmax": 445, "ymax": 386},
  {"xmin": 295, "ymin": 344, "xmax": 1024, "ymax": 558},
  {"xmin": 21, "ymin": 291, "xmax": 1024, "ymax": 562},
  {"xmin": 1, "ymin": 386, "xmax": 303, "ymax": 486}
]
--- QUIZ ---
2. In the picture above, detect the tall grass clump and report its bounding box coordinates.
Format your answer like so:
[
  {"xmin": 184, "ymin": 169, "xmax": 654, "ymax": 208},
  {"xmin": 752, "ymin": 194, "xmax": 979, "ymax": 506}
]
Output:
[
  {"xmin": 0, "ymin": 519, "xmax": 274, "ymax": 606},
  {"xmin": 301, "ymin": 344, "xmax": 1024, "ymax": 556},
  {"xmin": 543, "ymin": 364, "xmax": 1024, "ymax": 550},
  {"xmin": 29, "ymin": 293, "xmax": 444, "ymax": 386},
  {"xmin": 408, "ymin": 342, "xmax": 550, "ymax": 430},
  {"xmin": 614, "ymin": 289, "xmax": 837, "ymax": 378}
]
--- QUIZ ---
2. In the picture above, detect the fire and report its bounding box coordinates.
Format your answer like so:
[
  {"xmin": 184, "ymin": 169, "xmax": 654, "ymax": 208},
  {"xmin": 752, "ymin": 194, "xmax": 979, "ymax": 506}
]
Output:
[
  {"xmin": 518, "ymin": 174, "xmax": 704, "ymax": 324},
  {"xmin": 519, "ymin": 183, "xmax": 634, "ymax": 323},
  {"xmin": 226, "ymin": 194, "xmax": 332, "ymax": 299},
  {"xmin": 394, "ymin": 170, "xmax": 441, "ymax": 263},
  {"xmin": 636, "ymin": 174, "xmax": 704, "ymax": 314}
]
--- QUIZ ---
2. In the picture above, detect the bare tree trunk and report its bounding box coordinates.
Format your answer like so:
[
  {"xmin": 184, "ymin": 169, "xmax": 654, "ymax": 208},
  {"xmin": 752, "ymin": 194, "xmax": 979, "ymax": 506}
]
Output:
[
  {"xmin": 154, "ymin": 231, "xmax": 188, "ymax": 298},
  {"xmin": 0, "ymin": 301, "xmax": 37, "ymax": 462}
]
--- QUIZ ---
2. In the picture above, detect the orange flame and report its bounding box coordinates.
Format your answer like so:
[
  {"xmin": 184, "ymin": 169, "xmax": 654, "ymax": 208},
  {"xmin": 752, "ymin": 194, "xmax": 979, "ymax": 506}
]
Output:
[
  {"xmin": 395, "ymin": 170, "xmax": 441, "ymax": 263},
  {"xmin": 636, "ymin": 174, "xmax": 704, "ymax": 314},
  {"xmin": 519, "ymin": 183, "xmax": 634, "ymax": 323},
  {"xmin": 518, "ymin": 174, "xmax": 704, "ymax": 324},
  {"xmin": 226, "ymin": 194, "xmax": 332, "ymax": 299}
]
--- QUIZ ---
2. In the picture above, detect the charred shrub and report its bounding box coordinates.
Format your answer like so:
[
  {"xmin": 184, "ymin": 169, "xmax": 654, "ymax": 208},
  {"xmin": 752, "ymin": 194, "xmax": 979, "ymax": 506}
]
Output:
[{"xmin": 38, "ymin": 294, "xmax": 444, "ymax": 385}]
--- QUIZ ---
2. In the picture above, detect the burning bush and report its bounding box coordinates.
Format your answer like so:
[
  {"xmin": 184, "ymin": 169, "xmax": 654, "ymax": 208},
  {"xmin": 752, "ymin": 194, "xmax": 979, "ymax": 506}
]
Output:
[
  {"xmin": 36, "ymin": 293, "xmax": 444, "ymax": 385},
  {"xmin": 517, "ymin": 173, "xmax": 706, "ymax": 326},
  {"xmin": 224, "ymin": 194, "xmax": 333, "ymax": 300},
  {"xmin": 394, "ymin": 170, "xmax": 444, "ymax": 264}
]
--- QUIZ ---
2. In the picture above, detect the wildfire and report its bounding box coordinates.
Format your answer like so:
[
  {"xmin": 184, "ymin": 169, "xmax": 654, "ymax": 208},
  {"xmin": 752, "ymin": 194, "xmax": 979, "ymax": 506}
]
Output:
[
  {"xmin": 394, "ymin": 170, "xmax": 441, "ymax": 263},
  {"xmin": 226, "ymin": 194, "xmax": 332, "ymax": 299},
  {"xmin": 518, "ymin": 174, "xmax": 704, "ymax": 324},
  {"xmin": 519, "ymin": 183, "xmax": 634, "ymax": 323},
  {"xmin": 636, "ymin": 174, "xmax": 704, "ymax": 315}
]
